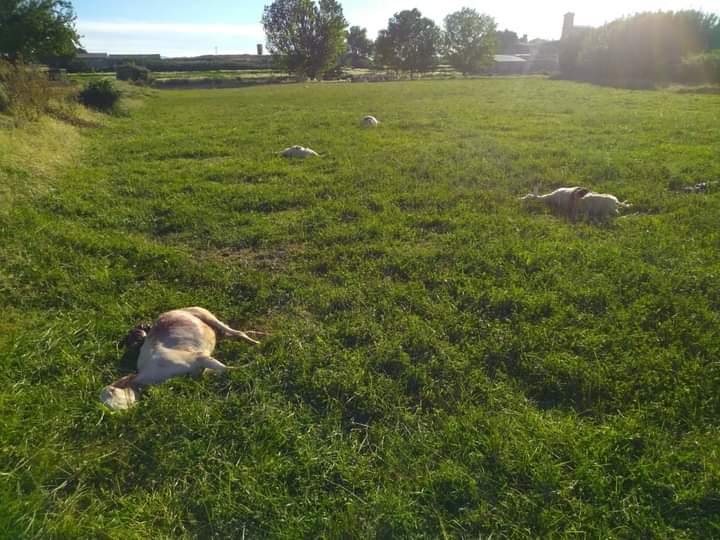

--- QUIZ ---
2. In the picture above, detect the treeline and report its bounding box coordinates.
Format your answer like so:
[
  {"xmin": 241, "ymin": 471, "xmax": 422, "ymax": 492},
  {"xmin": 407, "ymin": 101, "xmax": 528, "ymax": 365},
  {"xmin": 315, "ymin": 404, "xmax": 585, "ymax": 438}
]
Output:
[
  {"xmin": 2, "ymin": 1, "xmax": 719, "ymax": 86},
  {"xmin": 145, "ymin": 55, "xmax": 274, "ymax": 72},
  {"xmin": 560, "ymin": 11, "xmax": 720, "ymax": 84},
  {"xmin": 263, "ymin": 1, "xmax": 720, "ymax": 84},
  {"xmin": 262, "ymin": 1, "xmax": 500, "ymax": 79}
]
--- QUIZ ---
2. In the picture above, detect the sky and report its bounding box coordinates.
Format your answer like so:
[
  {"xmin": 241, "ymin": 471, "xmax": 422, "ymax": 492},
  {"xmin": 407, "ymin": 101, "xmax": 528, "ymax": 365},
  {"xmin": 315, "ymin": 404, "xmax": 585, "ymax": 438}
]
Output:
[{"xmin": 74, "ymin": 0, "xmax": 720, "ymax": 57}]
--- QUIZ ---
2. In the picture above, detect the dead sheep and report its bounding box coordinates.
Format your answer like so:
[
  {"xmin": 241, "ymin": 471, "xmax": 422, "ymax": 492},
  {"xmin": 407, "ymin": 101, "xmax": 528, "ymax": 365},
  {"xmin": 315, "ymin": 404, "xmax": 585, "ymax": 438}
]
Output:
[
  {"xmin": 100, "ymin": 307, "xmax": 267, "ymax": 410},
  {"xmin": 362, "ymin": 115, "xmax": 379, "ymax": 127},
  {"xmin": 575, "ymin": 192, "xmax": 631, "ymax": 219},
  {"xmin": 280, "ymin": 145, "xmax": 319, "ymax": 158},
  {"xmin": 520, "ymin": 186, "xmax": 590, "ymax": 214}
]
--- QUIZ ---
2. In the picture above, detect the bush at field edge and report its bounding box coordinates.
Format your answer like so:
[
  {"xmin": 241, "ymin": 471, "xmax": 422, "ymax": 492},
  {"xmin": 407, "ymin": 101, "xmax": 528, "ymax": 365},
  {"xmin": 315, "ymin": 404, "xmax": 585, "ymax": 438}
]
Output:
[{"xmin": 79, "ymin": 79, "xmax": 121, "ymax": 111}]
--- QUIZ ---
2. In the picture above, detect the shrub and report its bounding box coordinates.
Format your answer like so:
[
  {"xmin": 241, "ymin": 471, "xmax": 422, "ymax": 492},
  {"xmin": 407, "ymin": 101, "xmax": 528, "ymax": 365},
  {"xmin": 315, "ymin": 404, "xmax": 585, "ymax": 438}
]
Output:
[
  {"xmin": 0, "ymin": 83, "xmax": 8, "ymax": 113},
  {"xmin": 116, "ymin": 63, "xmax": 151, "ymax": 83},
  {"xmin": 676, "ymin": 50, "xmax": 720, "ymax": 83},
  {"xmin": 0, "ymin": 59, "xmax": 51, "ymax": 121},
  {"xmin": 79, "ymin": 79, "xmax": 121, "ymax": 111}
]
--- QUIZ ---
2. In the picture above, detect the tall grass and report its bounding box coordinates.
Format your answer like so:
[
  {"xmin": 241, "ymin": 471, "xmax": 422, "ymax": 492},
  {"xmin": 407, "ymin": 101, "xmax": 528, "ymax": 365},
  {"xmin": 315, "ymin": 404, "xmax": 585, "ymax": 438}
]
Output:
[
  {"xmin": 0, "ymin": 59, "xmax": 95, "ymax": 125},
  {"xmin": 0, "ymin": 60, "xmax": 52, "ymax": 121}
]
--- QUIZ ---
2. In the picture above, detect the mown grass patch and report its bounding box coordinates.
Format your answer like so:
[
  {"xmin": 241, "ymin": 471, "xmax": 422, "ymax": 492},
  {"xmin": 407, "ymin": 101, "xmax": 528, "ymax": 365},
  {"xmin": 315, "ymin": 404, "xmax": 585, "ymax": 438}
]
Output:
[{"xmin": 1, "ymin": 78, "xmax": 719, "ymax": 538}]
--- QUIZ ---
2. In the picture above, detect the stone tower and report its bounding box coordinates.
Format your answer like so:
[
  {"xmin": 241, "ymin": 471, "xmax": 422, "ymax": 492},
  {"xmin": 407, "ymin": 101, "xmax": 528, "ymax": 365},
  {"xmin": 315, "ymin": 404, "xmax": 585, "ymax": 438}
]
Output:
[{"xmin": 562, "ymin": 12, "xmax": 575, "ymax": 40}]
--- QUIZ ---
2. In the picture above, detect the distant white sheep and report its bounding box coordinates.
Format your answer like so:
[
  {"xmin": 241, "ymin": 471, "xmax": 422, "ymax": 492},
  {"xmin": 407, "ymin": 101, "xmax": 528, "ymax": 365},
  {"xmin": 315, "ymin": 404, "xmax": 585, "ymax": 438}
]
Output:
[
  {"xmin": 362, "ymin": 115, "xmax": 379, "ymax": 127},
  {"xmin": 575, "ymin": 192, "xmax": 631, "ymax": 219},
  {"xmin": 280, "ymin": 145, "xmax": 319, "ymax": 158},
  {"xmin": 520, "ymin": 186, "xmax": 589, "ymax": 214}
]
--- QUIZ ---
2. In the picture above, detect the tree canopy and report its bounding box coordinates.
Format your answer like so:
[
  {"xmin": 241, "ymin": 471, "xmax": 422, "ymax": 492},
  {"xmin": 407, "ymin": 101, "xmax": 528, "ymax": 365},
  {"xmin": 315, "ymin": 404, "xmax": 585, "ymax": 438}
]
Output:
[
  {"xmin": 262, "ymin": 0, "xmax": 348, "ymax": 79},
  {"xmin": 560, "ymin": 10, "xmax": 720, "ymax": 82},
  {"xmin": 375, "ymin": 9, "xmax": 441, "ymax": 76},
  {"xmin": 0, "ymin": 0, "xmax": 79, "ymax": 63},
  {"xmin": 443, "ymin": 8, "xmax": 497, "ymax": 75},
  {"xmin": 347, "ymin": 25, "xmax": 373, "ymax": 58},
  {"xmin": 495, "ymin": 29, "xmax": 520, "ymax": 51}
]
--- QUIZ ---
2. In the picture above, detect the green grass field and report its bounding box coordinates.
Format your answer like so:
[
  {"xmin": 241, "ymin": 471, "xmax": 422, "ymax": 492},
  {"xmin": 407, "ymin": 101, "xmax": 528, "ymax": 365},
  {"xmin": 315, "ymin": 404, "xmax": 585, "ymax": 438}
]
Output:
[{"xmin": 1, "ymin": 78, "xmax": 719, "ymax": 538}]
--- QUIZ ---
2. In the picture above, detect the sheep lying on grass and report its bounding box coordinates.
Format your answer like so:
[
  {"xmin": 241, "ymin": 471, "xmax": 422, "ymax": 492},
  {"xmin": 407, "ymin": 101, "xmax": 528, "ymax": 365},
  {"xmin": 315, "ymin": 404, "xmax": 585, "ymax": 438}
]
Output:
[
  {"xmin": 100, "ymin": 307, "xmax": 266, "ymax": 410},
  {"xmin": 362, "ymin": 115, "xmax": 379, "ymax": 127},
  {"xmin": 521, "ymin": 186, "xmax": 630, "ymax": 220},
  {"xmin": 520, "ymin": 186, "xmax": 590, "ymax": 215},
  {"xmin": 575, "ymin": 192, "xmax": 632, "ymax": 220},
  {"xmin": 280, "ymin": 145, "xmax": 319, "ymax": 158}
]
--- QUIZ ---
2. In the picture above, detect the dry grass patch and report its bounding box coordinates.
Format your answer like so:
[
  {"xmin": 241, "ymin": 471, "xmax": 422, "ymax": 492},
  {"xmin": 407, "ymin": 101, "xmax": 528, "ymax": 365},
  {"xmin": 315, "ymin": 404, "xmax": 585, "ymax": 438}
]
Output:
[
  {"xmin": 200, "ymin": 243, "xmax": 305, "ymax": 272},
  {"xmin": 0, "ymin": 117, "xmax": 87, "ymax": 209}
]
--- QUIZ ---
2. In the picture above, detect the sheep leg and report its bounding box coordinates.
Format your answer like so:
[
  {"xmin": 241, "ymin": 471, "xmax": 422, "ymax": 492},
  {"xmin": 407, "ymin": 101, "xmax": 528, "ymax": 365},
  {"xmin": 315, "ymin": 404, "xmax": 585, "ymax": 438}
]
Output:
[
  {"xmin": 219, "ymin": 328, "xmax": 269, "ymax": 345},
  {"xmin": 196, "ymin": 355, "xmax": 240, "ymax": 373},
  {"xmin": 182, "ymin": 307, "xmax": 266, "ymax": 345},
  {"xmin": 112, "ymin": 373, "xmax": 139, "ymax": 388}
]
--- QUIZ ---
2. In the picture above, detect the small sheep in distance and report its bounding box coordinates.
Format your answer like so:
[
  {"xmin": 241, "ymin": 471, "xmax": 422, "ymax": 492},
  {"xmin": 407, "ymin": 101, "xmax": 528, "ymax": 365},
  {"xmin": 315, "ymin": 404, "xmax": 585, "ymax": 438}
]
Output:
[
  {"xmin": 575, "ymin": 192, "xmax": 631, "ymax": 220},
  {"xmin": 520, "ymin": 186, "xmax": 590, "ymax": 215},
  {"xmin": 280, "ymin": 145, "xmax": 319, "ymax": 158},
  {"xmin": 362, "ymin": 115, "xmax": 379, "ymax": 127}
]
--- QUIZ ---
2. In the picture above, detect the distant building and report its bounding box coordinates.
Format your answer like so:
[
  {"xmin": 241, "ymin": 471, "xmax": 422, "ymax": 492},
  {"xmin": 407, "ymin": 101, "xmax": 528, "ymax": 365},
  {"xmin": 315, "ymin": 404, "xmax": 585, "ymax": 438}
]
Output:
[
  {"xmin": 491, "ymin": 15, "xmax": 572, "ymax": 74},
  {"xmin": 76, "ymin": 52, "xmax": 161, "ymax": 70},
  {"xmin": 257, "ymin": 44, "xmax": 263, "ymax": 56},
  {"xmin": 77, "ymin": 52, "xmax": 108, "ymax": 60},
  {"xmin": 38, "ymin": 66, "xmax": 67, "ymax": 80},
  {"xmin": 561, "ymin": 12, "xmax": 593, "ymax": 41},
  {"xmin": 76, "ymin": 52, "xmax": 110, "ymax": 69},
  {"xmin": 562, "ymin": 13, "xmax": 575, "ymax": 40},
  {"xmin": 493, "ymin": 54, "xmax": 527, "ymax": 74},
  {"xmin": 108, "ymin": 54, "xmax": 161, "ymax": 62}
]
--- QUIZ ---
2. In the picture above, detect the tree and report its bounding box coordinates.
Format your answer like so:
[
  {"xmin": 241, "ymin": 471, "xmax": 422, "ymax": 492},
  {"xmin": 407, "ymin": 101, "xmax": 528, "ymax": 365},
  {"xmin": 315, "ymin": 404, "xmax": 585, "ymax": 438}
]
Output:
[
  {"xmin": 495, "ymin": 29, "xmax": 519, "ymax": 52},
  {"xmin": 443, "ymin": 8, "xmax": 497, "ymax": 75},
  {"xmin": 262, "ymin": 0, "xmax": 348, "ymax": 79},
  {"xmin": 0, "ymin": 0, "xmax": 80, "ymax": 63},
  {"xmin": 559, "ymin": 10, "xmax": 720, "ymax": 83},
  {"xmin": 375, "ymin": 9, "xmax": 441, "ymax": 76},
  {"xmin": 346, "ymin": 25, "xmax": 373, "ymax": 68},
  {"xmin": 347, "ymin": 25, "xmax": 373, "ymax": 57},
  {"xmin": 678, "ymin": 10, "xmax": 720, "ymax": 50}
]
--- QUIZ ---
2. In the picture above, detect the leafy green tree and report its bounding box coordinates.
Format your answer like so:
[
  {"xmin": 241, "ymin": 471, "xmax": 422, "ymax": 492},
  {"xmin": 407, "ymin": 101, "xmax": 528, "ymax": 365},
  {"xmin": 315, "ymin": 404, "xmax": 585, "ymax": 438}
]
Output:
[
  {"xmin": 0, "ymin": 0, "xmax": 80, "ymax": 63},
  {"xmin": 347, "ymin": 25, "xmax": 373, "ymax": 58},
  {"xmin": 678, "ymin": 10, "xmax": 720, "ymax": 50},
  {"xmin": 495, "ymin": 29, "xmax": 519, "ymax": 51},
  {"xmin": 561, "ymin": 10, "xmax": 720, "ymax": 82},
  {"xmin": 375, "ymin": 9, "xmax": 440, "ymax": 77},
  {"xmin": 262, "ymin": 0, "xmax": 348, "ymax": 79},
  {"xmin": 443, "ymin": 8, "xmax": 497, "ymax": 75}
]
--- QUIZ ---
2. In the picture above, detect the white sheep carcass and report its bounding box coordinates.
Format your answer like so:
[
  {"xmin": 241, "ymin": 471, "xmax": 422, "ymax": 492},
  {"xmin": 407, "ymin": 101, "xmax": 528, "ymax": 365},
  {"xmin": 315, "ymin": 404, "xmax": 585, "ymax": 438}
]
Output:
[
  {"xmin": 280, "ymin": 145, "xmax": 319, "ymax": 158},
  {"xmin": 362, "ymin": 115, "xmax": 379, "ymax": 127},
  {"xmin": 100, "ymin": 307, "xmax": 266, "ymax": 410},
  {"xmin": 575, "ymin": 192, "xmax": 631, "ymax": 219},
  {"xmin": 520, "ymin": 186, "xmax": 589, "ymax": 214}
]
